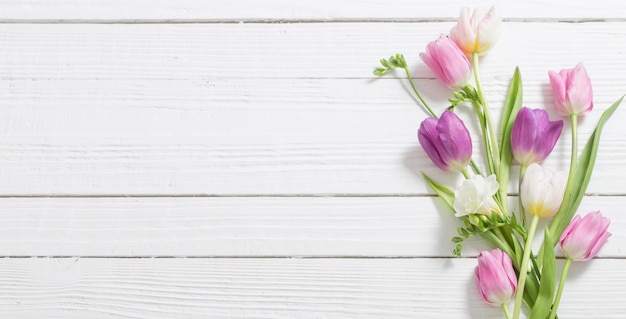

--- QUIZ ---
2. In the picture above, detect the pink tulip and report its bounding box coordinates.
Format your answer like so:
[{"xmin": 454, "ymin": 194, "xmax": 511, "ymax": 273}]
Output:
[
  {"xmin": 511, "ymin": 107, "xmax": 564, "ymax": 165},
  {"xmin": 420, "ymin": 35, "xmax": 472, "ymax": 89},
  {"xmin": 450, "ymin": 6, "xmax": 502, "ymax": 56},
  {"xmin": 559, "ymin": 211, "xmax": 611, "ymax": 261},
  {"xmin": 475, "ymin": 249, "xmax": 517, "ymax": 306},
  {"xmin": 548, "ymin": 63, "xmax": 594, "ymax": 116},
  {"xmin": 418, "ymin": 110, "xmax": 472, "ymax": 172}
]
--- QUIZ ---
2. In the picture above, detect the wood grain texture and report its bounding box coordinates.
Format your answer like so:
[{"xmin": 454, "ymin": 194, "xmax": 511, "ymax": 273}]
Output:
[
  {"xmin": 0, "ymin": 22, "xmax": 624, "ymax": 195},
  {"xmin": 0, "ymin": 0, "xmax": 624, "ymax": 21},
  {"xmin": 0, "ymin": 196, "xmax": 623, "ymax": 257},
  {"xmin": 1, "ymin": 1, "xmax": 625, "ymax": 318},
  {"xmin": 1, "ymin": 23, "xmax": 625, "ymax": 80},
  {"xmin": 0, "ymin": 257, "xmax": 624, "ymax": 319}
]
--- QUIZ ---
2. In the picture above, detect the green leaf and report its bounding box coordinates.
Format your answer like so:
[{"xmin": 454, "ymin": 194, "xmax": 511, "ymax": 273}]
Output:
[
  {"xmin": 497, "ymin": 67, "xmax": 523, "ymax": 211},
  {"xmin": 552, "ymin": 96, "xmax": 624, "ymax": 243},
  {"xmin": 530, "ymin": 229, "xmax": 557, "ymax": 319},
  {"xmin": 422, "ymin": 173, "xmax": 456, "ymax": 214}
]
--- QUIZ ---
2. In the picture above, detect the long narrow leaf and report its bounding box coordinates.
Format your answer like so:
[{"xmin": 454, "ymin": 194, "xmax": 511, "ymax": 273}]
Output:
[
  {"xmin": 552, "ymin": 96, "xmax": 623, "ymax": 243},
  {"xmin": 497, "ymin": 67, "xmax": 523, "ymax": 212},
  {"xmin": 530, "ymin": 230, "xmax": 557, "ymax": 319},
  {"xmin": 422, "ymin": 173, "xmax": 456, "ymax": 214}
]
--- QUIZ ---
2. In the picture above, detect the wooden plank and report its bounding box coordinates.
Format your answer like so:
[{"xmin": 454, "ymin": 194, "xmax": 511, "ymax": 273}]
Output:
[
  {"xmin": 0, "ymin": 76, "xmax": 624, "ymax": 195},
  {"xmin": 1, "ymin": 23, "xmax": 625, "ymax": 80},
  {"xmin": 0, "ymin": 0, "xmax": 624, "ymax": 21},
  {"xmin": 0, "ymin": 196, "xmax": 623, "ymax": 257},
  {"xmin": 0, "ymin": 257, "xmax": 623, "ymax": 318}
]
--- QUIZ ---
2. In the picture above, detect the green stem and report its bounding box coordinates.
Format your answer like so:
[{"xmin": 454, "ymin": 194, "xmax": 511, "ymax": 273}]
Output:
[
  {"xmin": 538, "ymin": 115, "xmax": 579, "ymax": 268},
  {"xmin": 461, "ymin": 168, "xmax": 470, "ymax": 179},
  {"xmin": 502, "ymin": 303, "xmax": 512, "ymax": 319},
  {"xmin": 481, "ymin": 232, "xmax": 514, "ymax": 259},
  {"xmin": 512, "ymin": 214, "xmax": 540, "ymax": 319},
  {"xmin": 472, "ymin": 52, "xmax": 501, "ymax": 175},
  {"xmin": 518, "ymin": 164, "xmax": 528, "ymax": 226},
  {"xmin": 548, "ymin": 258, "xmax": 572, "ymax": 319},
  {"xmin": 471, "ymin": 99, "xmax": 496, "ymax": 176},
  {"xmin": 549, "ymin": 114, "xmax": 578, "ymax": 241},
  {"xmin": 470, "ymin": 160, "xmax": 482, "ymax": 176},
  {"xmin": 404, "ymin": 66, "xmax": 437, "ymax": 118}
]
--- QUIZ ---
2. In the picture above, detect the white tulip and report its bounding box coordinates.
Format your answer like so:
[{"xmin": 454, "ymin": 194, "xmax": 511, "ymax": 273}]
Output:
[{"xmin": 521, "ymin": 163, "xmax": 567, "ymax": 218}]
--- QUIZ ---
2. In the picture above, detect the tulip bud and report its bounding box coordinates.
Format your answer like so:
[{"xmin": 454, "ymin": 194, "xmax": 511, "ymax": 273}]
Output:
[
  {"xmin": 475, "ymin": 249, "xmax": 517, "ymax": 306},
  {"xmin": 521, "ymin": 163, "xmax": 567, "ymax": 218},
  {"xmin": 559, "ymin": 211, "xmax": 611, "ymax": 261},
  {"xmin": 450, "ymin": 6, "xmax": 502, "ymax": 56},
  {"xmin": 511, "ymin": 107, "xmax": 564, "ymax": 165},
  {"xmin": 453, "ymin": 174, "xmax": 500, "ymax": 217},
  {"xmin": 420, "ymin": 35, "xmax": 472, "ymax": 89},
  {"xmin": 548, "ymin": 63, "xmax": 593, "ymax": 116},
  {"xmin": 418, "ymin": 110, "xmax": 472, "ymax": 172}
]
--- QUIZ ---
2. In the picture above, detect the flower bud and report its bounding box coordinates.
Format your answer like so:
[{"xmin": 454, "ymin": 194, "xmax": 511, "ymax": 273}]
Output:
[
  {"xmin": 559, "ymin": 211, "xmax": 611, "ymax": 261},
  {"xmin": 520, "ymin": 163, "xmax": 567, "ymax": 218},
  {"xmin": 420, "ymin": 35, "xmax": 472, "ymax": 89},
  {"xmin": 450, "ymin": 6, "xmax": 502, "ymax": 56},
  {"xmin": 475, "ymin": 249, "xmax": 517, "ymax": 306},
  {"xmin": 548, "ymin": 63, "xmax": 593, "ymax": 116},
  {"xmin": 418, "ymin": 110, "xmax": 472, "ymax": 172},
  {"xmin": 453, "ymin": 174, "xmax": 500, "ymax": 217},
  {"xmin": 511, "ymin": 107, "xmax": 564, "ymax": 165}
]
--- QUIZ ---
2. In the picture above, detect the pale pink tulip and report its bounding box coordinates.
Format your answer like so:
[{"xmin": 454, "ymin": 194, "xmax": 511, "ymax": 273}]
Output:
[
  {"xmin": 420, "ymin": 35, "xmax": 472, "ymax": 89},
  {"xmin": 475, "ymin": 249, "xmax": 517, "ymax": 306},
  {"xmin": 450, "ymin": 6, "xmax": 502, "ymax": 56},
  {"xmin": 548, "ymin": 63, "xmax": 594, "ymax": 116},
  {"xmin": 559, "ymin": 211, "xmax": 611, "ymax": 261}
]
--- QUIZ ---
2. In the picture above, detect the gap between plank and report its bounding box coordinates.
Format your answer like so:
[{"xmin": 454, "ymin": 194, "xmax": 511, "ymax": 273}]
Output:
[
  {"xmin": 1, "ymin": 255, "xmax": 625, "ymax": 259},
  {"xmin": 0, "ymin": 193, "xmax": 623, "ymax": 198},
  {"xmin": 0, "ymin": 18, "xmax": 622, "ymax": 24}
]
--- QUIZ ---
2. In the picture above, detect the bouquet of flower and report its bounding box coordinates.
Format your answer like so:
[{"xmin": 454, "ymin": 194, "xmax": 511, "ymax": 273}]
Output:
[{"xmin": 374, "ymin": 6, "xmax": 623, "ymax": 319}]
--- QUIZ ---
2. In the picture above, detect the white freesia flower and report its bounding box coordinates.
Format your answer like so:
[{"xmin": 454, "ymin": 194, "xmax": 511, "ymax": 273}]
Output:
[
  {"xmin": 521, "ymin": 163, "xmax": 567, "ymax": 218},
  {"xmin": 454, "ymin": 174, "xmax": 500, "ymax": 217}
]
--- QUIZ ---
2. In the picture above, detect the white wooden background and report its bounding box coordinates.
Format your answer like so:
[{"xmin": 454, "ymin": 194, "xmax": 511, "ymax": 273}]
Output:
[{"xmin": 0, "ymin": 1, "xmax": 625, "ymax": 318}]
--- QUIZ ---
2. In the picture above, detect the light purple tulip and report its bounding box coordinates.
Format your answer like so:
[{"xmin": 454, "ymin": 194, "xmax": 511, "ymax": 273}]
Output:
[
  {"xmin": 559, "ymin": 211, "xmax": 611, "ymax": 261},
  {"xmin": 420, "ymin": 35, "xmax": 472, "ymax": 89},
  {"xmin": 418, "ymin": 110, "xmax": 472, "ymax": 172},
  {"xmin": 511, "ymin": 107, "xmax": 564, "ymax": 165},
  {"xmin": 548, "ymin": 63, "xmax": 594, "ymax": 116},
  {"xmin": 475, "ymin": 249, "xmax": 517, "ymax": 306}
]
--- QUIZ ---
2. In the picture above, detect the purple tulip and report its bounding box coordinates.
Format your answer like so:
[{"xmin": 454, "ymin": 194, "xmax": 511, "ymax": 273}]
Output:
[
  {"xmin": 475, "ymin": 249, "xmax": 517, "ymax": 306},
  {"xmin": 420, "ymin": 35, "xmax": 472, "ymax": 89},
  {"xmin": 510, "ymin": 107, "xmax": 564, "ymax": 165},
  {"xmin": 548, "ymin": 63, "xmax": 594, "ymax": 116},
  {"xmin": 418, "ymin": 110, "xmax": 472, "ymax": 172},
  {"xmin": 559, "ymin": 211, "xmax": 611, "ymax": 261}
]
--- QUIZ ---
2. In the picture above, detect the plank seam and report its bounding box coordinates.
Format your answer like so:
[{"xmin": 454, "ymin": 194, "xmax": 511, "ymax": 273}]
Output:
[
  {"xmin": 1, "ymin": 256, "xmax": 625, "ymax": 259},
  {"xmin": 0, "ymin": 18, "xmax": 623, "ymax": 24},
  {"xmin": 0, "ymin": 193, "xmax": 623, "ymax": 198}
]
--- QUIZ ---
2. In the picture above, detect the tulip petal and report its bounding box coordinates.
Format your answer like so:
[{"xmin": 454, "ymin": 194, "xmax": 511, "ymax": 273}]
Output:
[
  {"xmin": 475, "ymin": 249, "xmax": 516, "ymax": 306},
  {"xmin": 559, "ymin": 211, "xmax": 611, "ymax": 261},
  {"xmin": 418, "ymin": 118, "xmax": 448, "ymax": 170},
  {"xmin": 535, "ymin": 119, "xmax": 564, "ymax": 161},
  {"xmin": 438, "ymin": 111, "xmax": 472, "ymax": 166},
  {"xmin": 421, "ymin": 35, "xmax": 472, "ymax": 89},
  {"xmin": 511, "ymin": 107, "xmax": 538, "ymax": 163}
]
